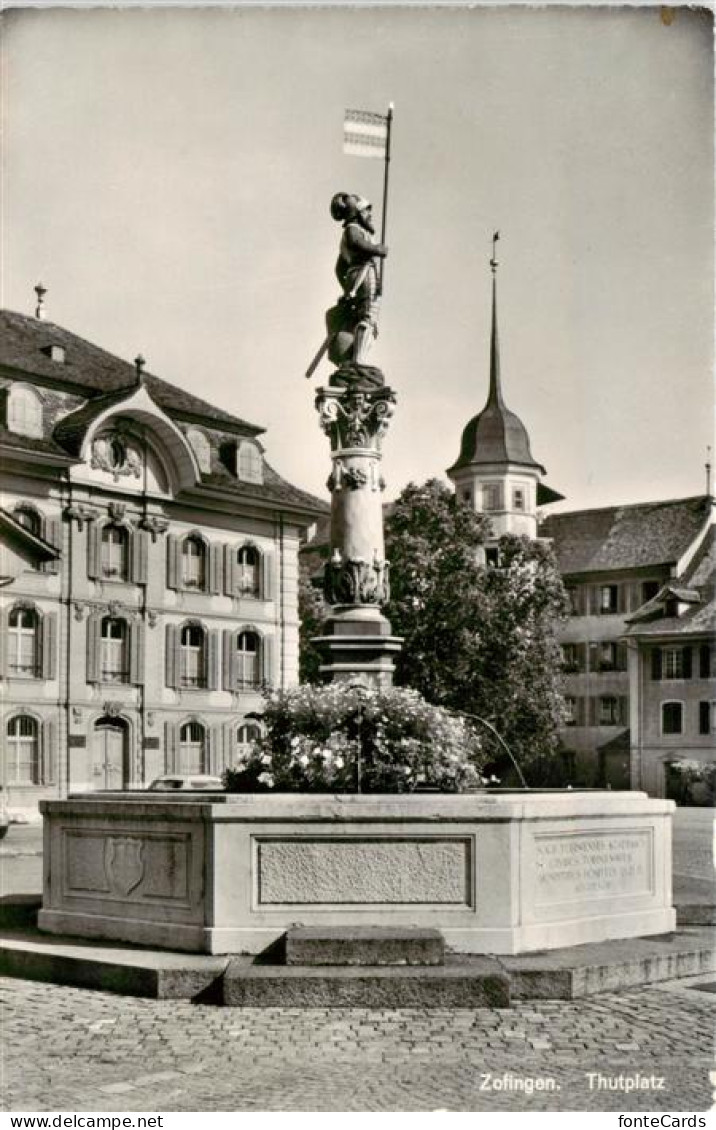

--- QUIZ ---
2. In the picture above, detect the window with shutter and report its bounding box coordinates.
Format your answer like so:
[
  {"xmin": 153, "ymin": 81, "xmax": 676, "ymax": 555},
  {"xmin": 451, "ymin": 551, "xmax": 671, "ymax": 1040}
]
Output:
[
  {"xmin": 700, "ymin": 644, "xmax": 712, "ymax": 679},
  {"xmin": 42, "ymin": 517, "xmax": 61, "ymax": 574},
  {"xmin": 237, "ymin": 545, "xmax": 260, "ymax": 597},
  {"xmin": 5, "ymin": 715, "xmax": 40, "ymax": 784},
  {"xmin": 165, "ymin": 624, "xmax": 179, "ymax": 688},
  {"xmin": 42, "ymin": 612, "xmax": 57, "ymax": 680},
  {"xmin": 179, "ymin": 721, "xmax": 206, "ymax": 773},
  {"xmin": 663, "ymin": 648, "xmax": 684, "ymax": 679},
  {"xmin": 651, "ymin": 648, "xmax": 663, "ymax": 681},
  {"xmin": 564, "ymin": 696, "xmax": 577, "ymax": 726},
  {"xmin": 236, "ymin": 631, "xmax": 260, "ymax": 690},
  {"xmin": 181, "ymin": 536, "xmax": 206, "ymax": 590},
  {"xmin": 41, "ymin": 718, "xmax": 58, "ymax": 784},
  {"xmin": 101, "ymin": 525, "xmax": 129, "ymax": 580},
  {"xmin": 101, "ymin": 618, "xmax": 129, "ymax": 683},
  {"xmin": 86, "ymin": 615, "xmax": 102, "ymax": 683},
  {"xmin": 132, "ymin": 529, "xmax": 149, "ymax": 584},
  {"xmin": 208, "ymin": 543, "xmax": 223, "ymax": 594},
  {"xmin": 207, "ymin": 630, "xmax": 220, "ymax": 690},
  {"xmin": 599, "ymin": 585, "xmax": 618, "ymax": 614},
  {"xmin": 598, "ymin": 696, "xmax": 619, "ymax": 725},
  {"xmin": 8, "ymin": 607, "xmax": 39, "ymax": 678},
  {"xmin": 180, "ymin": 624, "xmax": 206, "ymax": 688},
  {"xmin": 698, "ymin": 702, "xmax": 712, "ymax": 735},
  {"xmin": 662, "ymin": 701, "xmax": 683, "ymax": 735}
]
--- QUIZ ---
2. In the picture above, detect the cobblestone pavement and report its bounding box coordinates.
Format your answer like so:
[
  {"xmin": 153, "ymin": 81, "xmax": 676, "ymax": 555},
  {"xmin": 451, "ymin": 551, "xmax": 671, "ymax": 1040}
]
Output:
[{"xmin": 1, "ymin": 976, "xmax": 714, "ymax": 1112}]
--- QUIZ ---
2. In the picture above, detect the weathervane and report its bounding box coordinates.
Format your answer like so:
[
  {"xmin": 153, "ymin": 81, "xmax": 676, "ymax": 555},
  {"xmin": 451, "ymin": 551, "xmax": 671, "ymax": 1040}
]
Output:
[{"xmin": 490, "ymin": 231, "xmax": 500, "ymax": 274}]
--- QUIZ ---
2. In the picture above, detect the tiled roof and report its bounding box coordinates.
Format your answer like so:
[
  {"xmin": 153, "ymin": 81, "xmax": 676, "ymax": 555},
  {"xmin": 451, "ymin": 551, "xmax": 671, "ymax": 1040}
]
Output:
[
  {"xmin": 202, "ymin": 460, "xmax": 329, "ymax": 515},
  {"xmin": 0, "ymin": 309, "xmax": 263, "ymax": 436},
  {"xmin": 0, "ymin": 426, "xmax": 74, "ymax": 460},
  {"xmin": 625, "ymin": 523, "xmax": 715, "ymax": 639},
  {"xmin": 625, "ymin": 596, "xmax": 716, "ymax": 638},
  {"xmin": 540, "ymin": 496, "xmax": 712, "ymax": 574}
]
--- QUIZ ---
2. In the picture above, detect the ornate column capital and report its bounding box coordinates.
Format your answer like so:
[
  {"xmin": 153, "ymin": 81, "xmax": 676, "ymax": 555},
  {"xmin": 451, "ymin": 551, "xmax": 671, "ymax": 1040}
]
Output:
[{"xmin": 316, "ymin": 384, "xmax": 396, "ymax": 454}]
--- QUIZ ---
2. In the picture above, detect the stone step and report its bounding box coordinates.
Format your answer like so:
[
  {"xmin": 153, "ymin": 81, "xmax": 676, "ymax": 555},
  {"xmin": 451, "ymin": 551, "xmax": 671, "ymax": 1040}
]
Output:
[
  {"xmin": 223, "ymin": 958, "xmax": 509, "ymax": 1008},
  {"xmin": 285, "ymin": 925, "xmax": 445, "ymax": 967}
]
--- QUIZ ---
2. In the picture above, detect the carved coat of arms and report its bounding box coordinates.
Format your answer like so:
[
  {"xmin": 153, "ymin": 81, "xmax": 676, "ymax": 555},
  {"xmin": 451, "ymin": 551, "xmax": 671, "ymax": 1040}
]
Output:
[{"xmin": 104, "ymin": 836, "xmax": 145, "ymax": 897}]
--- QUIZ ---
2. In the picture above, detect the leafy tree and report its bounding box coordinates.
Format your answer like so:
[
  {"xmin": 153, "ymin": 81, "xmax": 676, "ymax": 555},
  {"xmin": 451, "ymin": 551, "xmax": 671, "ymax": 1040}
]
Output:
[
  {"xmin": 383, "ymin": 479, "xmax": 569, "ymax": 775},
  {"xmin": 298, "ymin": 554, "xmax": 329, "ymax": 684}
]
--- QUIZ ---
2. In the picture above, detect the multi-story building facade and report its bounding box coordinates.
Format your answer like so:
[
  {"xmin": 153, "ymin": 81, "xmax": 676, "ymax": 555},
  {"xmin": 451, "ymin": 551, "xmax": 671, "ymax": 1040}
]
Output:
[
  {"xmin": 0, "ymin": 305, "xmax": 325, "ymax": 816},
  {"xmin": 624, "ymin": 525, "xmax": 715, "ymax": 798},
  {"xmin": 540, "ymin": 495, "xmax": 714, "ymax": 790}
]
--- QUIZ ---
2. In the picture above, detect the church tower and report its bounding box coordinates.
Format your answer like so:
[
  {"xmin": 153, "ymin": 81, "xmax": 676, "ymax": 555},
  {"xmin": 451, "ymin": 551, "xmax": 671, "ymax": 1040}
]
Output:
[{"xmin": 447, "ymin": 235, "xmax": 562, "ymax": 543}]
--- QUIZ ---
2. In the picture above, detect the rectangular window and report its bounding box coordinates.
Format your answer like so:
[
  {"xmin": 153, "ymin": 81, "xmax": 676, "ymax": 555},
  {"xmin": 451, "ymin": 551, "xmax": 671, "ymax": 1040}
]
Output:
[
  {"xmin": 599, "ymin": 642, "xmax": 617, "ymax": 672},
  {"xmin": 566, "ymin": 587, "xmax": 581, "ymax": 616},
  {"xmin": 564, "ymin": 696, "xmax": 577, "ymax": 726},
  {"xmin": 101, "ymin": 621, "xmax": 128, "ymax": 683},
  {"xmin": 482, "ymin": 483, "xmax": 502, "ymax": 511},
  {"xmin": 599, "ymin": 696, "xmax": 619, "ymax": 725},
  {"xmin": 236, "ymin": 650, "xmax": 258, "ymax": 689},
  {"xmin": 512, "ymin": 487, "xmax": 526, "ymax": 511},
  {"xmin": 562, "ymin": 644, "xmax": 579, "ymax": 672},
  {"xmin": 662, "ymin": 702, "xmax": 683, "ymax": 735},
  {"xmin": 600, "ymin": 585, "xmax": 618, "ymax": 614},
  {"xmin": 663, "ymin": 648, "xmax": 684, "ymax": 680}
]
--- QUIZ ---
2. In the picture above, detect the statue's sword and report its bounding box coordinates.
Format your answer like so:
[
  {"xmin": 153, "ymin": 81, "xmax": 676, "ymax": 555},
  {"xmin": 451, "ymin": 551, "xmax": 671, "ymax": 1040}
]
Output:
[{"xmin": 305, "ymin": 263, "xmax": 372, "ymax": 379}]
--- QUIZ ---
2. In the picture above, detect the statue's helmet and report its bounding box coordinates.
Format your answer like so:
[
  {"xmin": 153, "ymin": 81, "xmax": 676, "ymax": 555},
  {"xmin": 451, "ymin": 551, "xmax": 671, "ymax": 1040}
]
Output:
[{"xmin": 330, "ymin": 192, "xmax": 372, "ymax": 223}]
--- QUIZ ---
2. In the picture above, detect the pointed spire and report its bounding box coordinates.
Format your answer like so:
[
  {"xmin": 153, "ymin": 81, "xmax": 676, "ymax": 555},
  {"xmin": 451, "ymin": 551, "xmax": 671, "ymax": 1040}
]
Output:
[{"xmin": 488, "ymin": 232, "xmax": 504, "ymax": 407}]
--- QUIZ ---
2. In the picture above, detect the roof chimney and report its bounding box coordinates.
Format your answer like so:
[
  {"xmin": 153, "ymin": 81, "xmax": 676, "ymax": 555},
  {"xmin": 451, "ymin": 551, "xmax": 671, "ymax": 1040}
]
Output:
[
  {"xmin": 34, "ymin": 282, "xmax": 47, "ymax": 320},
  {"xmin": 134, "ymin": 354, "xmax": 146, "ymax": 388}
]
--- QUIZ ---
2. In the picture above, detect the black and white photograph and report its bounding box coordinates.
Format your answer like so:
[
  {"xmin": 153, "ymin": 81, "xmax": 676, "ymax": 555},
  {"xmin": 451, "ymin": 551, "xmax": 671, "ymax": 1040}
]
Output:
[{"xmin": 0, "ymin": 2, "xmax": 714, "ymax": 1118}]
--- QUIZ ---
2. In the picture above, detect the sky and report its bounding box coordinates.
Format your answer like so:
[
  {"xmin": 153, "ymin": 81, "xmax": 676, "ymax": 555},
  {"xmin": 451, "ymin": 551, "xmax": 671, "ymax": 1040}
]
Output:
[{"xmin": 2, "ymin": 5, "xmax": 714, "ymax": 513}]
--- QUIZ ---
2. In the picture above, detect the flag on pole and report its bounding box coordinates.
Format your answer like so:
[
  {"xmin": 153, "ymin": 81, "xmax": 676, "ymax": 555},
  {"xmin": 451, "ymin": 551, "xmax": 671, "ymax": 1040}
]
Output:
[{"xmin": 343, "ymin": 109, "xmax": 389, "ymax": 159}]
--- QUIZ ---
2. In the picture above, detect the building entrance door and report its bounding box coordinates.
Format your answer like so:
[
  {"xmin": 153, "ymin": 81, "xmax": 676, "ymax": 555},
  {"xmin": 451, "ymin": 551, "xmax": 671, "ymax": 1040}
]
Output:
[{"xmin": 92, "ymin": 717, "xmax": 129, "ymax": 790}]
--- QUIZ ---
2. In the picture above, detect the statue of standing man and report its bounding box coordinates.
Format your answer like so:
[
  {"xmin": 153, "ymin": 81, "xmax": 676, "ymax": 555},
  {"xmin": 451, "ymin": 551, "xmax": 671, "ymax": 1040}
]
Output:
[{"xmin": 325, "ymin": 193, "xmax": 388, "ymax": 374}]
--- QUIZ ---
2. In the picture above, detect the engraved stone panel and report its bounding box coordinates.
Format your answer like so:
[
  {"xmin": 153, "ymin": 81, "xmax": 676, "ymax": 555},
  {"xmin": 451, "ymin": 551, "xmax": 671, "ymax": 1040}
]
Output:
[
  {"xmin": 534, "ymin": 829, "xmax": 654, "ymax": 905},
  {"xmin": 257, "ymin": 837, "xmax": 471, "ymax": 905}
]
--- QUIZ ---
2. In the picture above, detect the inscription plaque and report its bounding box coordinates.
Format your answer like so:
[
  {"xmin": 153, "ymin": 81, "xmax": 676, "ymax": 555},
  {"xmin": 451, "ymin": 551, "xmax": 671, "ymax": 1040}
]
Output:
[
  {"xmin": 534, "ymin": 828, "xmax": 653, "ymax": 905},
  {"xmin": 256, "ymin": 837, "xmax": 472, "ymax": 905}
]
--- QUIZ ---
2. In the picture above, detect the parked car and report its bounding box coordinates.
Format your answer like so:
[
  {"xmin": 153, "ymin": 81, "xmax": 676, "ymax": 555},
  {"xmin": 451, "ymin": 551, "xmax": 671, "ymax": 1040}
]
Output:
[
  {"xmin": 0, "ymin": 787, "xmax": 9, "ymax": 838},
  {"xmin": 148, "ymin": 774, "xmax": 224, "ymax": 792}
]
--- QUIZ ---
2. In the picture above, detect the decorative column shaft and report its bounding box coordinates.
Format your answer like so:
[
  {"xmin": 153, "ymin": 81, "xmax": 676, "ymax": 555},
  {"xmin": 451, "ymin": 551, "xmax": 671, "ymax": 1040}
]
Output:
[{"xmin": 312, "ymin": 379, "xmax": 402, "ymax": 688}]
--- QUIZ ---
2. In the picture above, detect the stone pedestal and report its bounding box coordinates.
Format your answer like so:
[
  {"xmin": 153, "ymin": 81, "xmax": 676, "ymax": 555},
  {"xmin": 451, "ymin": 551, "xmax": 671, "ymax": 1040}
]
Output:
[{"xmin": 314, "ymin": 374, "xmax": 402, "ymax": 687}]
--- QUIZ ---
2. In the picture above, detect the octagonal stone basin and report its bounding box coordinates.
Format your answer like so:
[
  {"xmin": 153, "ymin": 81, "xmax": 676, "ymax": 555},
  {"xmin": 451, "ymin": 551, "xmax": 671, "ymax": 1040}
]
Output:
[{"xmin": 39, "ymin": 790, "xmax": 675, "ymax": 955}]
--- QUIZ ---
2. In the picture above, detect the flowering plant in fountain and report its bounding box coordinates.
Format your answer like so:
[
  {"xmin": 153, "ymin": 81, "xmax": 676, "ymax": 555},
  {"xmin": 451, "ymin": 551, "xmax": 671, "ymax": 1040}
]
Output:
[{"xmin": 224, "ymin": 683, "xmax": 487, "ymax": 793}]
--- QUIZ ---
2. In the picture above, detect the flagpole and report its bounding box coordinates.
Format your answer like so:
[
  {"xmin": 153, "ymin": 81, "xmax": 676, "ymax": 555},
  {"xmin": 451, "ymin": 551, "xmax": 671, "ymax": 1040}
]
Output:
[{"xmin": 378, "ymin": 103, "xmax": 393, "ymax": 296}]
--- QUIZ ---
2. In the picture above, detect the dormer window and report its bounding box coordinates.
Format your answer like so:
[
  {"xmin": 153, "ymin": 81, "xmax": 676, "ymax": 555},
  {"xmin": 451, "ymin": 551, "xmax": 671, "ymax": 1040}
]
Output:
[
  {"xmin": 7, "ymin": 384, "xmax": 43, "ymax": 438},
  {"xmin": 237, "ymin": 440, "xmax": 263, "ymax": 484},
  {"xmin": 41, "ymin": 344, "xmax": 66, "ymax": 363}
]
